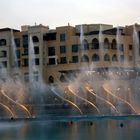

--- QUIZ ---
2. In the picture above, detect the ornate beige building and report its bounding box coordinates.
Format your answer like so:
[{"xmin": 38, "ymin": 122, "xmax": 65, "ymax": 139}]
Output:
[{"xmin": 0, "ymin": 23, "xmax": 140, "ymax": 84}]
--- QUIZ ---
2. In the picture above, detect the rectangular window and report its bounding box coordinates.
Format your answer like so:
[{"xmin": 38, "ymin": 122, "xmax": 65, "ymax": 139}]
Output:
[
  {"xmin": 44, "ymin": 33, "xmax": 56, "ymax": 41},
  {"xmin": 16, "ymin": 50, "xmax": 20, "ymax": 59},
  {"xmin": 34, "ymin": 75, "xmax": 39, "ymax": 81},
  {"xmin": 34, "ymin": 47, "xmax": 39, "ymax": 54},
  {"xmin": 60, "ymin": 57, "xmax": 67, "ymax": 64},
  {"xmin": 23, "ymin": 58, "xmax": 28, "ymax": 67},
  {"xmin": 129, "ymin": 56, "xmax": 133, "ymax": 61},
  {"xmin": 60, "ymin": 33, "xmax": 65, "ymax": 42},
  {"xmin": 24, "ymin": 73, "xmax": 29, "ymax": 82},
  {"xmin": 22, "ymin": 48, "xmax": 28, "ymax": 56},
  {"xmin": 72, "ymin": 45, "xmax": 78, "ymax": 52},
  {"xmin": 120, "ymin": 55, "xmax": 124, "ymax": 62},
  {"xmin": 49, "ymin": 58, "xmax": 56, "ymax": 65},
  {"xmin": 2, "ymin": 61, "xmax": 7, "ymax": 68},
  {"xmin": 72, "ymin": 56, "xmax": 78, "ymax": 63},
  {"xmin": 0, "ymin": 51, "xmax": 7, "ymax": 58},
  {"xmin": 22, "ymin": 35, "xmax": 28, "ymax": 48},
  {"xmin": 129, "ymin": 45, "xmax": 133, "ymax": 50},
  {"xmin": 33, "ymin": 71, "xmax": 39, "ymax": 75},
  {"xmin": 119, "ymin": 44, "xmax": 124, "ymax": 51},
  {"xmin": 0, "ymin": 39, "xmax": 6, "ymax": 46},
  {"xmin": 15, "ymin": 38, "xmax": 20, "ymax": 47},
  {"xmin": 60, "ymin": 45, "xmax": 66, "ymax": 53},
  {"xmin": 17, "ymin": 61, "xmax": 21, "ymax": 67},
  {"xmin": 35, "ymin": 58, "xmax": 40, "ymax": 65},
  {"xmin": 48, "ymin": 47, "xmax": 55, "ymax": 56}
]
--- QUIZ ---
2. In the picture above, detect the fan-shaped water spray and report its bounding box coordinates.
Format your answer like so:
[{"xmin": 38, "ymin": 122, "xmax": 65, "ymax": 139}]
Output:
[
  {"xmin": 85, "ymin": 85, "xmax": 119, "ymax": 113},
  {"xmin": 0, "ymin": 103, "xmax": 15, "ymax": 118},
  {"xmin": 0, "ymin": 89, "xmax": 31, "ymax": 118},
  {"xmin": 67, "ymin": 85, "xmax": 100, "ymax": 114},
  {"xmin": 50, "ymin": 86, "xmax": 83, "ymax": 115},
  {"xmin": 102, "ymin": 84, "xmax": 138, "ymax": 114}
]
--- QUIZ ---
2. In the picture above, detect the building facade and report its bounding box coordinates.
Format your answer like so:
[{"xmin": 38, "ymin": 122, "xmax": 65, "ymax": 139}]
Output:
[{"xmin": 0, "ymin": 23, "xmax": 140, "ymax": 85}]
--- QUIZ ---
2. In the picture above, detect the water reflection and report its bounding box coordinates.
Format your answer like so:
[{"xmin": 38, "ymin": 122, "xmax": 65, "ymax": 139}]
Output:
[{"xmin": 0, "ymin": 119, "xmax": 140, "ymax": 140}]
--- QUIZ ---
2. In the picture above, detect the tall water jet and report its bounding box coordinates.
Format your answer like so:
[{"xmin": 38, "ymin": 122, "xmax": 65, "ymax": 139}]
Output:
[
  {"xmin": 99, "ymin": 25, "xmax": 103, "ymax": 47},
  {"xmin": 99, "ymin": 24, "xmax": 106, "ymax": 73},
  {"xmin": 133, "ymin": 24, "xmax": 140, "ymax": 67},
  {"xmin": 11, "ymin": 30, "xmax": 18, "ymax": 71},
  {"xmin": 116, "ymin": 26, "xmax": 121, "ymax": 64},
  {"xmin": 80, "ymin": 24, "xmax": 84, "ymax": 51},
  {"xmin": 10, "ymin": 30, "xmax": 25, "ymax": 102},
  {"xmin": 28, "ymin": 35, "xmax": 37, "ymax": 86},
  {"xmin": 99, "ymin": 25, "xmax": 104, "ymax": 60},
  {"xmin": 80, "ymin": 24, "xmax": 89, "ymax": 67},
  {"xmin": 0, "ymin": 62, "xmax": 8, "ymax": 80},
  {"xmin": 28, "ymin": 35, "xmax": 46, "ymax": 93}
]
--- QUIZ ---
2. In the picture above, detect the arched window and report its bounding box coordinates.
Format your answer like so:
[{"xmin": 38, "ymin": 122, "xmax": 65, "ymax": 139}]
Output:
[
  {"xmin": 81, "ymin": 55, "xmax": 89, "ymax": 62},
  {"xmin": 0, "ymin": 39, "xmax": 7, "ymax": 46},
  {"xmin": 48, "ymin": 76, "xmax": 54, "ymax": 83},
  {"xmin": 92, "ymin": 38, "xmax": 99, "ymax": 49},
  {"xmin": 92, "ymin": 54, "xmax": 100, "ymax": 61},
  {"xmin": 81, "ymin": 39, "xmax": 89, "ymax": 50},
  {"xmin": 104, "ymin": 38, "xmax": 110, "ymax": 49},
  {"xmin": 60, "ymin": 74, "xmax": 67, "ymax": 82},
  {"xmin": 112, "ymin": 54, "xmax": 118, "ymax": 61},
  {"xmin": 32, "ymin": 36, "xmax": 39, "ymax": 43},
  {"xmin": 104, "ymin": 54, "xmax": 110, "ymax": 61},
  {"xmin": 111, "ymin": 39, "xmax": 117, "ymax": 50}
]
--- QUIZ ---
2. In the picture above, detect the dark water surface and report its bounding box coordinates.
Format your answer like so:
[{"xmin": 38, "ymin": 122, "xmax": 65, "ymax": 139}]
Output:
[{"xmin": 0, "ymin": 116, "xmax": 140, "ymax": 140}]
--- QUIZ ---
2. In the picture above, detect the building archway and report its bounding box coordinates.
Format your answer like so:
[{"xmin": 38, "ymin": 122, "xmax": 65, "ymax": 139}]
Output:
[
  {"xmin": 48, "ymin": 76, "xmax": 54, "ymax": 83},
  {"xmin": 112, "ymin": 54, "xmax": 118, "ymax": 61},
  {"xmin": 104, "ymin": 38, "xmax": 110, "ymax": 49},
  {"xmin": 81, "ymin": 39, "xmax": 89, "ymax": 50},
  {"xmin": 92, "ymin": 54, "xmax": 100, "ymax": 61},
  {"xmin": 60, "ymin": 74, "xmax": 67, "ymax": 82},
  {"xmin": 81, "ymin": 55, "xmax": 89, "ymax": 62},
  {"xmin": 32, "ymin": 36, "xmax": 39, "ymax": 43},
  {"xmin": 104, "ymin": 54, "xmax": 110, "ymax": 61},
  {"xmin": 92, "ymin": 38, "xmax": 99, "ymax": 49},
  {"xmin": 111, "ymin": 39, "xmax": 117, "ymax": 49}
]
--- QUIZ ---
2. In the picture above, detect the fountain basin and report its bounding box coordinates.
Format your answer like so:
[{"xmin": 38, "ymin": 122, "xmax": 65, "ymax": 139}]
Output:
[{"xmin": 0, "ymin": 115, "xmax": 140, "ymax": 140}]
